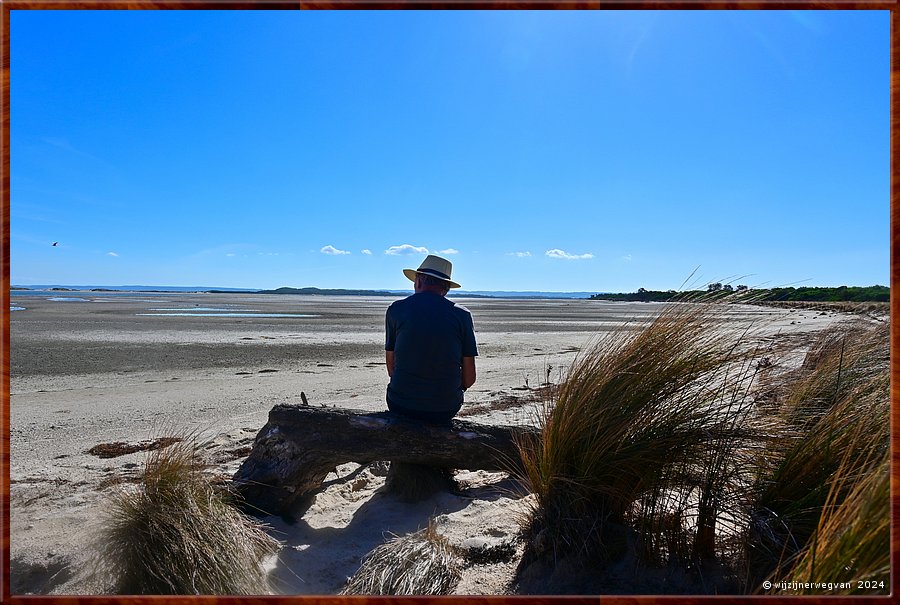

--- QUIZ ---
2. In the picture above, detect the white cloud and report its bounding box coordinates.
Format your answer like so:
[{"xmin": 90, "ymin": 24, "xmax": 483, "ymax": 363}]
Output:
[
  {"xmin": 321, "ymin": 245, "xmax": 351, "ymax": 256},
  {"xmin": 361, "ymin": 249, "xmax": 373, "ymax": 256},
  {"xmin": 385, "ymin": 244, "xmax": 429, "ymax": 256},
  {"xmin": 107, "ymin": 251, "xmax": 119, "ymax": 257},
  {"xmin": 622, "ymin": 254, "xmax": 633, "ymax": 262},
  {"xmin": 226, "ymin": 253, "xmax": 237, "ymax": 257},
  {"xmin": 507, "ymin": 251, "xmax": 532, "ymax": 258},
  {"xmin": 546, "ymin": 249, "xmax": 594, "ymax": 260},
  {"xmin": 438, "ymin": 248, "xmax": 459, "ymax": 255}
]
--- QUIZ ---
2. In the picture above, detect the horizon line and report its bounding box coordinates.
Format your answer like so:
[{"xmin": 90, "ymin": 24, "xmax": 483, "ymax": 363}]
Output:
[{"xmin": 10, "ymin": 283, "xmax": 890, "ymax": 294}]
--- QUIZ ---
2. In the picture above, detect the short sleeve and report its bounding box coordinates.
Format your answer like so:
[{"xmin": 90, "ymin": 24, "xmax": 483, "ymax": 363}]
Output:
[
  {"xmin": 385, "ymin": 305, "xmax": 397, "ymax": 351},
  {"xmin": 462, "ymin": 311, "xmax": 478, "ymax": 357}
]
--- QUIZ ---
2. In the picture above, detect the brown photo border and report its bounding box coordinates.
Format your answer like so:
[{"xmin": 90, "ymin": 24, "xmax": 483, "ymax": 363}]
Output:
[{"xmin": 0, "ymin": 2, "xmax": 896, "ymax": 603}]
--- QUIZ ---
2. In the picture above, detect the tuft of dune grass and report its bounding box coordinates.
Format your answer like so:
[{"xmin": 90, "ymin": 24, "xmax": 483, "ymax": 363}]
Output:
[
  {"xmin": 341, "ymin": 521, "xmax": 461, "ymax": 595},
  {"xmin": 515, "ymin": 299, "xmax": 764, "ymax": 565},
  {"xmin": 92, "ymin": 435, "xmax": 279, "ymax": 595},
  {"xmin": 748, "ymin": 321, "xmax": 889, "ymax": 590},
  {"xmin": 773, "ymin": 448, "xmax": 890, "ymax": 594},
  {"xmin": 778, "ymin": 322, "xmax": 888, "ymax": 426},
  {"xmin": 513, "ymin": 296, "xmax": 888, "ymax": 594}
]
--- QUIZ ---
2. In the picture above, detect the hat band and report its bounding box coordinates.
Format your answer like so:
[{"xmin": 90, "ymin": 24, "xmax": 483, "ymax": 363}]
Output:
[{"xmin": 418, "ymin": 268, "xmax": 452, "ymax": 281}]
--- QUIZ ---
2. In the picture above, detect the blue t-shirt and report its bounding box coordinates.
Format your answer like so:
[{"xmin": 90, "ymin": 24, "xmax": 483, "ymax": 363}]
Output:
[{"xmin": 385, "ymin": 292, "xmax": 478, "ymax": 414}]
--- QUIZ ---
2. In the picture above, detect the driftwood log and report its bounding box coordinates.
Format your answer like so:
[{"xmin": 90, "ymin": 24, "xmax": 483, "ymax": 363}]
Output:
[{"xmin": 232, "ymin": 403, "xmax": 538, "ymax": 516}]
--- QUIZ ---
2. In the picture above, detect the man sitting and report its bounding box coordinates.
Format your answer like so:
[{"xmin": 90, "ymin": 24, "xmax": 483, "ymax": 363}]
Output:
[
  {"xmin": 383, "ymin": 254, "xmax": 478, "ymax": 500},
  {"xmin": 384, "ymin": 254, "xmax": 478, "ymax": 424}
]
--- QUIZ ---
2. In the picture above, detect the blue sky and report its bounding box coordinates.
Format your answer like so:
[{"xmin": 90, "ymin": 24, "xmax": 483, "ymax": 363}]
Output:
[{"xmin": 10, "ymin": 10, "xmax": 888, "ymax": 292}]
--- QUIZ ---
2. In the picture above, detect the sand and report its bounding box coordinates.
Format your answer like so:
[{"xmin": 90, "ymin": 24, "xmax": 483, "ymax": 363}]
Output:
[{"xmin": 8, "ymin": 292, "xmax": 852, "ymax": 595}]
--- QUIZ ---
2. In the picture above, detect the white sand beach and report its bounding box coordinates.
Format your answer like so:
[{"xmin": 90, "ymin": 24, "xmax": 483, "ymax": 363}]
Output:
[{"xmin": 8, "ymin": 292, "xmax": 853, "ymax": 595}]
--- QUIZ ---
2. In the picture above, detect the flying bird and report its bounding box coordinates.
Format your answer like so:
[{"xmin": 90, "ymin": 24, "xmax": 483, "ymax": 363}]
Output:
[{"xmin": 52, "ymin": 242, "xmax": 58, "ymax": 247}]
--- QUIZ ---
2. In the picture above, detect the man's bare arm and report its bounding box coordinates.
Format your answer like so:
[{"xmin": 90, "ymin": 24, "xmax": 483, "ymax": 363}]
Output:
[
  {"xmin": 462, "ymin": 356, "xmax": 476, "ymax": 390},
  {"xmin": 385, "ymin": 350, "xmax": 395, "ymax": 377}
]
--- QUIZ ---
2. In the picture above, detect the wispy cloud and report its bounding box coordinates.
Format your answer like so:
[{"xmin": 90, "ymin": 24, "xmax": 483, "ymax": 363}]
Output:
[
  {"xmin": 507, "ymin": 251, "xmax": 532, "ymax": 258},
  {"xmin": 321, "ymin": 245, "xmax": 351, "ymax": 256},
  {"xmin": 385, "ymin": 244, "xmax": 429, "ymax": 256},
  {"xmin": 42, "ymin": 137, "xmax": 115, "ymax": 169},
  {"xmin": 546, "ymin": 249, "xmax": 594, "ymax": 260},
  {"xmin": 361, "ymin": 249, "xmax": 373, "ymax": 256},
  {"xmin": 438, "ymin": 248, "xmax": 459, "ymax": 255},
  {"xmin": 107, "ymin": 251, "xmax": 119, "ymax": 257},
  {"xmin": 789, "ymin": 10, "xmax": 827, "ymax": 34},
  {"xmin": 622, "ymin": 254, "xmax": 633, "ymax": 262},
  {"xmin": 226, "ymin": 253, "xmax": 237, "ymax": 257},
  {"xmin": 626, "ymin": 19, "xmax": 654, "ymax": 74}
]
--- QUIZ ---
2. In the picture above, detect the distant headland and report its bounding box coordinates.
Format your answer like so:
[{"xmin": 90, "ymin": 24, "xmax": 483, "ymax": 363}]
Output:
[
  {"xmin": 10, "ymin": 284, "xmax": 889, "ymax": 302},
  {"xmin": 11, "ymin": 285, "xmax": 596, "ymax": 300}
]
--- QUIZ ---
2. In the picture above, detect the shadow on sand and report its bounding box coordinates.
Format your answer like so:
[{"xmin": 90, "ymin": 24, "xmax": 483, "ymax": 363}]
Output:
[{"xmin": 264, "ymin": 471, "xmax": 527, "ymax": 594}]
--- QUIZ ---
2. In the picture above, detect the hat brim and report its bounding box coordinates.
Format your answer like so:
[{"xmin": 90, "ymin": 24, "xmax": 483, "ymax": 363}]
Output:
[{"xmin": 403, "ymin": 268, "xmax": 461, "ymax": 289}]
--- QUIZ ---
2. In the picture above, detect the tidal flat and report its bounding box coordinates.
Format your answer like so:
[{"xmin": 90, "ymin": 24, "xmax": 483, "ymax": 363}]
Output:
[{"xmin": 9, "ymin": 292, "xmax": 849, "ymax": 594}]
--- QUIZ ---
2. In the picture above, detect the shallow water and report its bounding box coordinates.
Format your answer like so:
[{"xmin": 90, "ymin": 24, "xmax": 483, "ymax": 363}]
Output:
[
  {"xmin": 136, "ymin": 312, "xmax": 320, "ymax": 318},
  {"xmin": 147, "ymin": 307, "xmax": 254, "ymax": 312}
]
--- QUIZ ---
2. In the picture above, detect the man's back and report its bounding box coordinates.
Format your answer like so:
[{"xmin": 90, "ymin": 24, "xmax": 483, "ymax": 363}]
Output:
[{"xmin": 385, "ymin": 291, "xmax": 478, "ymax": 417}]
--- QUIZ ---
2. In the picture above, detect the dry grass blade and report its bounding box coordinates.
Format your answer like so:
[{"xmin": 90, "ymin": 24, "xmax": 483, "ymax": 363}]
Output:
[
  {"xmin": 515, "ymin": 300, "xmax": 762, "ymax": 564},
  {"xmin": 748, "ymin": 322, "xmax": 889, "ymax": 581},
  {"xmin": 510, "ymin": 297, "xmax": 888, "ymax": 594},
  {"xmin": 763, "ymin": 449, "xmax": 889, "ymax": 594},
  {"xmin": 341, "ymin": 521, "xmax": 461, "ymax": 595},
  {"xmin": 779, "ymin": 322, "xmax": 888, "ymax": 425},
  {"xmin": 91, "ymin": 435, "xmax": 279, "ymax": 594}
]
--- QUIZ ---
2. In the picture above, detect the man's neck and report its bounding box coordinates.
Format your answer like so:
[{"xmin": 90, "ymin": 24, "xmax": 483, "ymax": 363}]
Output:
[{"xmin": 416, "ymin": 287, "xmax": 447, "ymax": 297}]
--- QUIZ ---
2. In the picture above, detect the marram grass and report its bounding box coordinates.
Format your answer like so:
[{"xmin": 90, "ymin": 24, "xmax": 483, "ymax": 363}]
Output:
[
  {"xmin": 340, "ymin": 521, "xmax": 461, "ymax": 595},
  {"xmin": 515, "ymin": 300, "xmax": 764, "ymax": 564},
  {"xmin": 774, "ymin": 449, "xmax": 890, "ymax": 594},
  {"xmin": 513, "ymin": 300, "xmax": 888, "ymax": 595},
  {"xmin": 92, "ymin": 436, "xmax": 279, "ymax": 595},
  {"xmin": 748, "ymin": 321, "xmax": 889, "ymax": 585}
]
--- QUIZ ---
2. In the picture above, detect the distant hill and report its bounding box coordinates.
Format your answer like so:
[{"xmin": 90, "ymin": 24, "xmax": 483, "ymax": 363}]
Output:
[
  {"xmin": 254, "ymin": 287, "xmax": 592, "ymax": 299},
  {"xmin": 458, "ymin": 290, "xmax": 597, "ymax": 299},
  {"xmin": 749, "ymin": 285, "xmax": 889, "ymax": 302},
  {"xmin": 18, "ymin": 283, "xmax": 887, "ymax": 302},
  {"xmin": 14, "ymin": 284, "xmax": 259, "ymax": 293},
  {"xmin": 15, "ymin": 284, "xmax": 595, "ymax": 300},
  {"xmin": 255, "ymin": 287, "xmax": 398, "ymax": 296},
  {"xmin": 254, "ymin": 287, "xmax": 503, "ymax": 298}
]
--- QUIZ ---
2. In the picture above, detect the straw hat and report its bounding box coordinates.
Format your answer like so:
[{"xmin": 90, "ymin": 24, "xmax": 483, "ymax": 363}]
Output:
[{"xmin": 403, "ymin": 255, "xmax": 461, "ymax": 289}]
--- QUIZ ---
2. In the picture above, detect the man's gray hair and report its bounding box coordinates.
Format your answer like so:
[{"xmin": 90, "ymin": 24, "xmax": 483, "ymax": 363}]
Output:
[{"xmin": 418, "ymin": 273, "xmax": 451, "ymax": 291}]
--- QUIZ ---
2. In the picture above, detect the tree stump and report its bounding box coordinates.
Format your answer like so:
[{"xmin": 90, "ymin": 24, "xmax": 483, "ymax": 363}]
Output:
[{"xmin": 232, "ymin": 403, "xmax": 537, "ymax": 516}]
